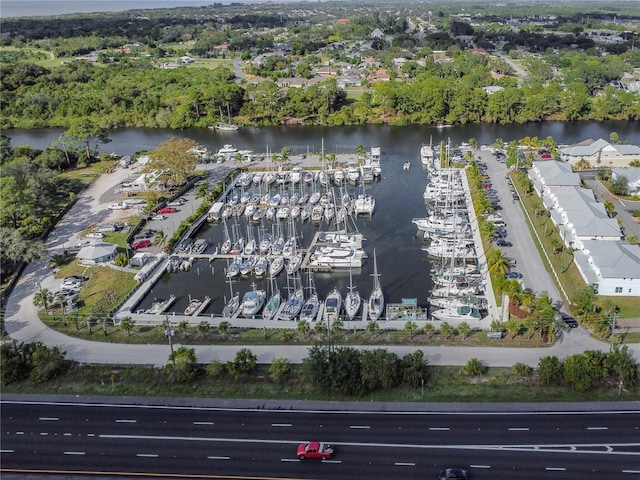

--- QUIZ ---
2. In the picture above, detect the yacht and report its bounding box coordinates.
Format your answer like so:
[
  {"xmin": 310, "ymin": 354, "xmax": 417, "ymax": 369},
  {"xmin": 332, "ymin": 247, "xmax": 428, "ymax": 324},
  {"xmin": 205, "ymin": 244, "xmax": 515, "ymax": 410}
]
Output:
[
  {"xmin": 217, "ymin": 144, "xmax": 238, "ymax": 157},
  {"xmin": 431, "ymin": 305, "xmax": 482, "ymax": 322},
  {"xmin": 299, "ymin": 269, "xmax": 320, "ymax": 323},
  {"xmin": 240, "ymin": 284, "xmax": 266, "ymax": 317},
  {"xmin": 354, "ymin": 194, "xmax": 375, "ymax": 216}
]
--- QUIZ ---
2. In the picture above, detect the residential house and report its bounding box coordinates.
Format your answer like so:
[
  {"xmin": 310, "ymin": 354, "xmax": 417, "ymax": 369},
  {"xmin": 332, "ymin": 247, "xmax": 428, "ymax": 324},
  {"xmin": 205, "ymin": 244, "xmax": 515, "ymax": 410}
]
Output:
[
  {"xmin": 528, "ymin": 160, "xmax": 581, "ymax": 196},
  {"xmin": 573, "ymin": 241, "xmax": 640, "ymax": 296},
  {"xmin": 370, "ymin": 28, "xmax": 384, "ymax": 39},
  {"xmin": 315, "ymin": 66, "xmax": 339, "ymax": 77},
  {"xmin": 77, "ymin": 243, "xmax": 118, "ymax": 265},
  {"xmin": 559, "ymin": 138, "xmax": 640, "ymax": 167},
  {"xmin": 482, "ymin": 85, "xmax": 505, "ymax": 95},
  {"xmin": 611, "ymin": 167, "xmax": 640, "ymax": 196}
]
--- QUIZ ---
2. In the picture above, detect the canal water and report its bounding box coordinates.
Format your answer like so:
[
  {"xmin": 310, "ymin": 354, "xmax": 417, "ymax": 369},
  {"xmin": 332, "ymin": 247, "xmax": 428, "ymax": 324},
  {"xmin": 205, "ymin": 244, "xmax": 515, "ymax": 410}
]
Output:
[{"xmin": 7, "ymin": 122, "xmax": 638, "ymax": 316}]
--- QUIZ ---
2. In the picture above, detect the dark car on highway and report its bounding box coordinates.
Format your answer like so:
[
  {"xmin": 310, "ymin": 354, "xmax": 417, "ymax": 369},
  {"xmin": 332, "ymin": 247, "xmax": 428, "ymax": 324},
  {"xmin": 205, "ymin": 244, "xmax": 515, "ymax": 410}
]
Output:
[{"xmin": 439, "ymin": 468, "xmax": 470, "ymax": 480}]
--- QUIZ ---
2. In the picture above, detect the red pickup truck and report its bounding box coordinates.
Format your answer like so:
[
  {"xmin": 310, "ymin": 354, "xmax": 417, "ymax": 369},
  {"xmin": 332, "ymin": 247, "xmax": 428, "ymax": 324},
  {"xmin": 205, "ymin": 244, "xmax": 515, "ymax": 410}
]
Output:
[{"xmin": 297, "ymin": 441, "xmax": 334, "ymax": 460}]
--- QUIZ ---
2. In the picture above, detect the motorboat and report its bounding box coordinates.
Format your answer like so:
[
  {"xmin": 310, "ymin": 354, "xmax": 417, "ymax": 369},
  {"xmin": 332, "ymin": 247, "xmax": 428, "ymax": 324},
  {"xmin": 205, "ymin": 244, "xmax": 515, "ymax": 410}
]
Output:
[
  {"xmin": 368, "ymin": 250, "xmax": 384, "ymax": 322},
  {"xmin": 420, "ymin": 144, "xmax": 435, "ymax": 166},
  {"xmin": 323, "ymin": 287, "xmax": 342, "ymax": 323},
  {"xmin": 346, "ymin": 165, "xmax": 360, "ymax": 185},
  {"xmin": 191, "ymin": 238, "xmax": 208, "ymax": 254},
  {"xmin": 431, "ymin": 305, "xmax": 482, "ymax": 322},
  {"xmin": 240, "ymin": 284, "xmax": 266, "ymax": 317},
  {"xmin": 184, "ymin": 298, "xmax": 203, "ymax": 316},
  {"xmin": 217, "ymin": 144, "xmax": 237, "ymax": 157},
  {"xmin": 311, "ymin": 205, "xmax": 324, "ymax": 223}
]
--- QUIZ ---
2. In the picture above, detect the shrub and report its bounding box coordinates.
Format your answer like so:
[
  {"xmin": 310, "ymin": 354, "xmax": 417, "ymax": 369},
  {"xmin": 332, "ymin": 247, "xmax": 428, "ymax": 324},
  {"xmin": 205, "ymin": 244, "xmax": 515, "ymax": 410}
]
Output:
[
  {"xmin": 537, "ymin": 355, "xmax": 563, "ymax": 385},
  {"xmin": 512, "ymin": 362, "xmax": 533, "ymax": 377},
  {"xmin": 206, "ymin": 359, "xmax": 226, "ymax": 378},
  {"xmin": 461, "ymin": 358, "xmax": 487, "ymax": 376}
]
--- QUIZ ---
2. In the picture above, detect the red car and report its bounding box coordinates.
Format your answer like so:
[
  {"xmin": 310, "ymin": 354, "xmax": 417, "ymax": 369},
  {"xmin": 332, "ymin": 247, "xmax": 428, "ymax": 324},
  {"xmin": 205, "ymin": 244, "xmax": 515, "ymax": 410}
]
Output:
[
  {"xmin": 131, "ymin": 239, "xmax": 152, "ymax": 249},
  {"xmin": 297, "ymin": 441, "xmax": 334, "ymax": 460},
  {"xmin": 157, "ymin": 207, "xmax": 178, "ymax": 214}
]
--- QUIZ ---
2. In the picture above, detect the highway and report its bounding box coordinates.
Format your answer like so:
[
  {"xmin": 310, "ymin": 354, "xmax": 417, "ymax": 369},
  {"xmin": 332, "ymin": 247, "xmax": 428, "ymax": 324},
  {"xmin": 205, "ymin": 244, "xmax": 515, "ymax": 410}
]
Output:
[{"xmin": 2, "ymin": 400, "xmax": 639, "ymax": 480}]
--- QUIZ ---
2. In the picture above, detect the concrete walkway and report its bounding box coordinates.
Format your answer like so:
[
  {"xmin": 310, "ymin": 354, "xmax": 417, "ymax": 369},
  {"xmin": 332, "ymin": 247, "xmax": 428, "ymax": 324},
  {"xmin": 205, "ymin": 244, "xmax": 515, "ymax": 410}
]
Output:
[{"xmin": 4, "ymin": 153, "xmax": 639, "ymax": 368}]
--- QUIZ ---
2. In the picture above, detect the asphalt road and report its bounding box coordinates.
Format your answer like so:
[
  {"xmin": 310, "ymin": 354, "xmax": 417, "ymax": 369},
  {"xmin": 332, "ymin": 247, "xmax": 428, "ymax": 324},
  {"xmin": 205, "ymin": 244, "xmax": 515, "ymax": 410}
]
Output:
[{"xmin": 2, "ymin": 400, "xmax": 639, "ymax": 480}]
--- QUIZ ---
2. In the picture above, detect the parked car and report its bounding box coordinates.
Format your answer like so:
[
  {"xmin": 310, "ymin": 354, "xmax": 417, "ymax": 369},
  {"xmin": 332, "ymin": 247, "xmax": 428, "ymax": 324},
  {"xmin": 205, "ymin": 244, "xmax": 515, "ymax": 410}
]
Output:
[
  {"xmin": 504, "ymin": 257, "xmax": 517, "ymax": 268},
  {"xmin": 439, "ymin": 468, "xmax": 470, "ymax": 480},
  {"xmin": 555, "ymin": 312, "xmax": 579, "ymax": 328},
  {"xmin": 85, "ymin": 232, "xmax": 105, "ymax": 239},
  {"xmin": 157, "ymin": 207, "xmax": 178, "ymax": 214},
  {"xmin": 167, "ymin": 198, "xmax": 187, "ymax": 207},
  {"xmin": 495, "ymin": 229, "xmax": 508, "ymax": 238},
  {"xmin": 132, "ymin": 239, "xmax": 152, "ymax": 249},
  {"xmin": 496, "ymin": 239, "xmax": 513, "ymax": 247},
  {"xmin": 96, "ymin": 223, "xmax": 117, "ymax": 233},
  {"xmin": 60, "ymin": 275, "xmax": 88, "ymax": 290},
  {"xmin": 505, "ymin": 271, "xmax": 523, "ymax": 279},
  {"xmin": 151, "ymin": 214, "xmax": 167, "ymax": 221},
  {"xmin": 108, "ymin": 202, "xmax": 129, "ymax": 210},
  {"xmin": 134, "ymin": 229, "xmax": 156, "ymax": 240}
]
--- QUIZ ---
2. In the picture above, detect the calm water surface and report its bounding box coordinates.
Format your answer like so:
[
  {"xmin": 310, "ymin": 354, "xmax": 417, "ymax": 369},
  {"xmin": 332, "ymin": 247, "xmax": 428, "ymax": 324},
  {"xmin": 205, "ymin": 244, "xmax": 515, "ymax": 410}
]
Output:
[{"xmin": 8, "ymin": 122, "xmax": 638, "ymax": 315}]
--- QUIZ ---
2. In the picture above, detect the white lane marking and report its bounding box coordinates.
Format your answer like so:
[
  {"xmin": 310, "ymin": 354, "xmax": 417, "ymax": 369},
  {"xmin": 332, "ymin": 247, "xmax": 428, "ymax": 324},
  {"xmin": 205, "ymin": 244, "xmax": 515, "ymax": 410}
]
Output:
[
  {"xmin": 40, "ymin": 432, "xmax": 48, "ymax": 436},
  {"xmin": 546, "ymin": 467, "xmax": 567, "ymax": 471},
  {"xmin": 64, "ymin": 433, "xmax": 72, "ymax": 436},
  {"xmin": 350, "ymin": 425, "xmax": 371, "ymax": 429},
  {"xmin": 281, "ymin": 458, "xmax": 300, "ymax": 462},
  {"xmin": 587, "ymin": 427, "xmax": 608, "ymax": 430},
  {"xmin": 0, "ymin": 450, "xmax": 15, "ymax": 453},
  {"xmin": 116, "ymin": 419, "xmax": 137, "ymax": 423},
  {"xmin": 508, "ymin": 427, "xmax": 530, "ymax": 431},
  {"xmin": 622, "ymin": 470, "xmax": 640, "ymax": 474},
  {"xmin": 194, "ymin": 421, "xmax": 214, "ymax": 425},
  {"xmin": 271, "ymin": 423, "xmax": 292, "ymax": 427},
  {"xmin": 395, "ymin": 462, "xmax": 416, "ymax": 466},
  {"xmin": 8, "ymin": 400, "xmax": 640, "ymax": 417},
  {"xmin": 429, "ymin": 427, "xmax": 450, "ymax": 431},
  {"xmin": 322, "ymin": 459, "xmax": 342, "ymax": 464},
  {"xmin": 99, "ymin": 435, "xmax": 640, "ymax": 456},
  {"xmin": 64, "ymin": 451, "xmax": 85, "ymax": 455},
  {"xmin": 136, "ymin": 453, "xmax": 159, "ymax": 458},
  {"xmin": 470, "ymin": 465, "xmax": 491, "ymax": 469},
  {"xmin": 39, "ymin": 417, "xmax": 59, "ymax": 421},
  {"xmin": 16, "ymin": 432, "xmax": 24, "ymax": 435},
  {"xmin": 88, "ymin": 433, "xmax": 95, "ymax": 437},
  {"xmin": 207, "ymin": 456, "xmax": 230, "ymax": 460}
]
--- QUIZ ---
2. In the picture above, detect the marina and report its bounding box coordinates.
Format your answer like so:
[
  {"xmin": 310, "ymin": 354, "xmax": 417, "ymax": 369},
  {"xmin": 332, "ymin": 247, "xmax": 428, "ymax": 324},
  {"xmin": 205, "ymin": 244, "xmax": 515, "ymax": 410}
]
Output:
[{"xmin": 122, "ymin": 141, "xmax": 495, "ymax": 330}]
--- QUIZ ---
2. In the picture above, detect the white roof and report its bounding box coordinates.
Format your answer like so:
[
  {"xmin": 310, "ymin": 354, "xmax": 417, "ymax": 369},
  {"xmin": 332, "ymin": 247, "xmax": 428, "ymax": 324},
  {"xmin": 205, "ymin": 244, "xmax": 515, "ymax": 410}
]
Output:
[
  {"xmin": 77, "ymin": 242, "xmax": 118, "ymax": 260},
  {"xmin": 580, "ymin": 240, "xmax": 640, "ymax": 279}
]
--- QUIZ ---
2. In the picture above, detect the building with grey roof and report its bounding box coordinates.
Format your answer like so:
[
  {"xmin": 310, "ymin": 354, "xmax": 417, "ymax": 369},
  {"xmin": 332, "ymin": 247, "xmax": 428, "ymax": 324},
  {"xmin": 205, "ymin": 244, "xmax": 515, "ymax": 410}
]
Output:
[
  {"xmin": 574, "ymin": 241, "xmax": 640, "ymax": 296},
  {"xmin": 543, "ymin": 186, "xmax": 622, "ymax": 249},
  {"xmin": 559, "ymin": 138, "xmax": 640, "ymax": 167},
  {"xmin": 611, "ymin": 167, "xmax": 640, "ymax": 196},
  {"xmin": 528, "ymin": 160, "xmax": 581, "ymax": 196},
  {"xmin": 529, "ymin": 162, "xmax": 637, "ymax": 297}
]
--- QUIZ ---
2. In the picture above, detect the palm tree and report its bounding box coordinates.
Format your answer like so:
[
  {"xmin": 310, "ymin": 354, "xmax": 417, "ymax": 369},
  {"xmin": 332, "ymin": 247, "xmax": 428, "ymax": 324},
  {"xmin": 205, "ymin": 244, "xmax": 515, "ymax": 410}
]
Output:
[
  {"xmin": 177, "ymin": 320, "xmax": 190, "ymax": 337},
  {"xmin": 197, "ymin": 320, "xmax": 211, "ymax": 338},
  {"xmin": 280, "ymin": 147, "xmax": 291, "ymax": 165},
  {"xmin": 505, "ymin": 318, "xmax": 521, "ymax": 338},
  {"xmin": 423, "ymin": 322, "xmax": 435, "ymax": 339},
  {"xmin": 517, "ymin": 289, "xmax": 536, "ymax": 314},
  {"xmin": 217, "ymin": 320, "xmax": 231, "ymax": 336},
  {"xmin": 487, "ymin": 250, "xmax": 510, "ymax": 277},
  {"xmin": 404, "ymin": 320, "xmax": 418, "ymax": 339},
  {"xmin": 440, "ymin": 322, "xmax": 454, "ymax": 339},
  {"xmin": 366, "ymin": 320, "xmax": 380, "ymax": 338},
  {"xmin": 468, "ymin": 138, "xmax": 478, "ymax": 150},
  {"xmin": 603, "ymin": 200, "xmax": 615, "ymax": 218},
  {"xmin": 119, "ymin": 316, "xmax": 135, "ymax": 337},
  {"xmin": 297, "ymin": 319, "xmax": 310, "ymax": 339},
  {"xmin": 458, "ymin": 321, "xmax": 471, "ymax": 338},
  {"xmin": 356, "ymin": 144, "xmax": 365, "ymax": 160},
  {"xmin": 481, "ymin": 221, "xmax": 498, "ymax": 242},
  {"xmin": 33, "ymin": 288, "xmax": 53, "ymax": 316}
]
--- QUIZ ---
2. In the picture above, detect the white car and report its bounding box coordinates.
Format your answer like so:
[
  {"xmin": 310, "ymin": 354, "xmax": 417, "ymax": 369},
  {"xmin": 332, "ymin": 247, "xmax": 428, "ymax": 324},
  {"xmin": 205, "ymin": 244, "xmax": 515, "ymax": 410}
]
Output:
[
  {"xmin": 108, "ymin": 202, "xmax": 129, "ymax": 210},
  {"xmin": 85, "ymin": 232, "xmax": 105, "ymax": 239},
  {"xmin": 151, "ymin": 214, "xmax": 167, "ymax": 221},
  {"xmin": 167, "ymin": 198, "xmax": 187, "ymax": 207}
]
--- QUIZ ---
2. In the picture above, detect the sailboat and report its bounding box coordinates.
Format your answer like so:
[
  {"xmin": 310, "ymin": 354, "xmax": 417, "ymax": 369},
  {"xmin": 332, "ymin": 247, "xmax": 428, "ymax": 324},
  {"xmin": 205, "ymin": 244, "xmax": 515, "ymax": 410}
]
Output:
[
  {"xmin": 278, "ymin": 275, "xmax": 304, "ymax": 321},
  {"xmin": 222, "ymin": 278, "xmax": 240, "ymax": 317},
  {"xmin": 368, "ymin": 249, "xmax": 384, "ymax": 321},
  {"xmin": 323, "ymin": 287, "xmax": 342, "ymax": 324},
  {"xmin": 344, "ymin": 265, "xmax": 361, "ymax": 320},
  {"xmin": 212, "ymin": 103, "xmax": 239, "ymax": 131},
  {"xmin": 299, "ymin": 268, "xmax": 320, "ymax": 323},
  {"xmin": 262, "ymin": 277, "xmax": 281, "ymax": 320}
]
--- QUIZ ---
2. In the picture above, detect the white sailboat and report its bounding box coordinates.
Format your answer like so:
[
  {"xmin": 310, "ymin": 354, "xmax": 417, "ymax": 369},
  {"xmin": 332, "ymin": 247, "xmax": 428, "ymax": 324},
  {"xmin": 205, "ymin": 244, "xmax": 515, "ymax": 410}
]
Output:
[
  {"xmin": 278, "ymin": 276, "xmax": 304, "ymax": 321},
  {"xmin": 323, "ymin": 287, "xmax": 342, "ymax": 324},
  {"xmin": 344, "ymin": 266, "xmax": 361, "ymax": 320},
  {"xmin": 222, "ymin": 279, "xmax": 240, "ymax": 317},
  {"xmin": 300, "ymin": 268, "xmax": 320, "ymax": 323},
  {"xmin": 262, "ymin": 278, "xmax": 281, "ymax": 320},
  {"xmin": 368, "ymin": 249, "xmax": 384, "ymax": 322}
]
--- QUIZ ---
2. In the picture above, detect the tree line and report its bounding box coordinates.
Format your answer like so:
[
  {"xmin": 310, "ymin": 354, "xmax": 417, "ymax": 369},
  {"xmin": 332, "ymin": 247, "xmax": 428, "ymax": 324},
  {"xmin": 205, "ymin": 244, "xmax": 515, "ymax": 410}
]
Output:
[{"xmin": 3, "ymin": 340, "xmax": 637, "ymax": 396}]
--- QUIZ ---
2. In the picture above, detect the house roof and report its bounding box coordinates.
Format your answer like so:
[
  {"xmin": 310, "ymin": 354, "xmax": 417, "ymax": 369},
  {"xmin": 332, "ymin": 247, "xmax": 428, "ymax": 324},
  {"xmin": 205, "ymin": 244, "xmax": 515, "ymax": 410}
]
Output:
[
  {"xmin": 580, "ymin": 240, "xmax": 640, "ymax": 279},
  {"xmin": 548, "ymin": 186, "xmax": 621, "ymax": 238},
  {"xmin": 77, "ymin": 242, "xmax": 118, "ymax": 261},
  {"xmin": 531, "ymin": 160, "xmax": 581, "ymax": 187},
  {"xmin": 612, "ymin": 167, "xmax": 640, "ymax": 185},
  {"xmin": 560, "ymin": 138, "xmax": 640, "ymax": 157}
]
